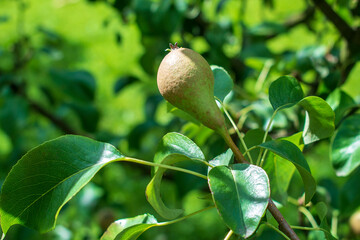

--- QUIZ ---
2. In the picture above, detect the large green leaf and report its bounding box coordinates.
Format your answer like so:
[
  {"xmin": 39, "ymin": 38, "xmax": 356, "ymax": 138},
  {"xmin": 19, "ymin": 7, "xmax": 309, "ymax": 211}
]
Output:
[
  {"xmin": 331, "ymin": 114, "xmax": 360, "ymax": 176},
  {"xmin": 259, "ymin": 139, "xmax": 316, "ymax": 204},
  {"xmin": 263, "ymin": 132, "xmax": 303, "ymax": 204},
  {"xmin": 0, "ymin": 135, "xmax": 123, "ymax": 234},
  {"xmin": 298, "ymin": 96, "xmax": 335, "ymax": 144},
  {"xmin": 101, "ymin": 213, "xmax": 158, "ymax": 240},
  {"xmin": 208, "ymin": 164, "xmax": 270, "ymax": 238},
  {"xmin": 211, "ymin": 65, "xmax": 234, "ymax": 102},
  {"xmin": 268, "ymin": 76, "xmax": 304, "ymax": 111},
  {"xmin": 146, "ymin": 132, "xmax": 205, "ymax": 219}
]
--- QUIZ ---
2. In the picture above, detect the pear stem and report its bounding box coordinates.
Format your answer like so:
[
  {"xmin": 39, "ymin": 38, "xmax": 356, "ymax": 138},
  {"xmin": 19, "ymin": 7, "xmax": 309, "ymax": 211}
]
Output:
[{"xmin": 219, "ymin": 129, "xmax": 247, "ymax": 164}]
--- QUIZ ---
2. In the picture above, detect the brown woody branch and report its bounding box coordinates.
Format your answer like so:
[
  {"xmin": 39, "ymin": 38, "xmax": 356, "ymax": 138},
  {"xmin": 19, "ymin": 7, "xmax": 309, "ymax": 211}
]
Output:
[{"xmin": 311, "ymin": 0, "xmax": 355, "ymax": 43}]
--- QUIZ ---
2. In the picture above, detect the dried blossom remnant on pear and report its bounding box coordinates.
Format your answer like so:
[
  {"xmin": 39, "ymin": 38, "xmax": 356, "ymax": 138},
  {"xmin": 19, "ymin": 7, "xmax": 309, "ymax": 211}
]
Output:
[{"xmin": 157, "ymin": 44, "xmax": 226, "ymax": 134}]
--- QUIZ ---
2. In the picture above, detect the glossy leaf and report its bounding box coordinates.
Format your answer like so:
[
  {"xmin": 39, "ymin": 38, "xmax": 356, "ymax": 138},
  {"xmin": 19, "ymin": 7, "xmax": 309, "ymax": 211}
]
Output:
[
  {"xmin": 331, "ymin": 114, "xmax": 360, "ymax": 176},
  {"xmin": 211, "ymin": 65, "xmax": 234, "ymax": 102},
  {"xmin": 101, "ymin": 213, "xmax": 158, "ymax": 240},
  {"xmin": 268, "ymin": 76, "xmax": 304, "ymax": 111},
  {"xmin": 208, "ymin": 148, "xmax": 233, "ymax": 171},
  {"xmin": 146, "ymin": 132, "xmax": 205, "ymax": 219},
  {"xmin": 326, "ymin": 89, "xmax": 356, "ymax": 125},
  {"xmin": 0, "ymin": 135, "xmax": 123, "ymax": 234},
  {"xmin": 208, "ymin": 164, "xmax": 270, "ymax": 238},
  {"xmin": 259, "ymin": 139, "xmax": 316, "ymax": 204},
  {"xmin": 263, "ymin": 132, "xmax": 303, "ymax": 203},
  {"xmin": 298, "ymin": 96, "xmax": 335, "ymax": 144}
]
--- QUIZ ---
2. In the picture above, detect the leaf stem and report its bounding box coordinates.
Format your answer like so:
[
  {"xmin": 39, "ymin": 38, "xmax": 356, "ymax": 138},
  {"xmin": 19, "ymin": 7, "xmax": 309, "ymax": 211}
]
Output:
[
  {"xmin": 331, "ymin": 209, "xmax": 339, "ymax": 237},
  {"xmin": 290, "ymin": 225, "xmax": 334, "ymax": 235},
  {"xmin": 299, "ymin": 206, "xmax": 318, "ymax": 228},
  {"xmin": 224, "ymin": 230, "xmax": 234, "ymax": 240},
  {"xmin": 193, "ymin": 158, "xmax": 215, "ymax": 168},
  {"xmin": 121, "ymin": 157, "xmax": 208, "ymax": 180},
  {"xmin": 255, "ymin": 59, "xmax": 273, "ymax": 92},
  {"xmin": 256, "ymin": 109, "xmax": 278, "ymax": 166},
  {"xmin": 264, "ymin": 222, "xmax": 291, "ymax": 240},
  {"xmin": 1, "ymin": 233, "xmax": 4, "ymax": 240},
  {"xmin": 216, "ymin": 97, "xmax": 253, "ymax": 163},
  {"xmin": 242, "ymin": 145, "xmax": 259, "ymax": 157},
  {"xmin": 157, "ymin": 205, "xmax": 215, "ymax": 226}
]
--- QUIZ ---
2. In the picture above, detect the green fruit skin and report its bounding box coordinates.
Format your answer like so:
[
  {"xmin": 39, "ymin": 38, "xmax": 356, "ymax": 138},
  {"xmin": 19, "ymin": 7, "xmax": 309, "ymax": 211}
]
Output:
[{"xmin": 157, "ymin": 48, "xmax": 226, "ymax": 133}]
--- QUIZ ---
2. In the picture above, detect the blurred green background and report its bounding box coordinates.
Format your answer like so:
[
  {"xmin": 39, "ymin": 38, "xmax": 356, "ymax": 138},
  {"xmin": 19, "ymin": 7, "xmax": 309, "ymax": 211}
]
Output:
[{"xmin": 1, "ymin": 0, "xmax": 360, "ymax": 239}]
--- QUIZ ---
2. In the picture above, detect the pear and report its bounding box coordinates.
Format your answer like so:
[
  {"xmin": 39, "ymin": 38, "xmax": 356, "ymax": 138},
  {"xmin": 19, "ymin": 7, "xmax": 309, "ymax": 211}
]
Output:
[{"xmin": 157, "ymin": 43, "xmax": 227, "ymax": 135}]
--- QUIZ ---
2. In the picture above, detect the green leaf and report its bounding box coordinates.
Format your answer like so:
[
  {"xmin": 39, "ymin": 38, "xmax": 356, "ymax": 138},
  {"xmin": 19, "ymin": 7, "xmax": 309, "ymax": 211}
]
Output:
[
  {"xmin": 298, "ymin": 96, "xmax": 335, "ymax": 144},
  {"xmin": 101, "ymin": 213, "xmax": 158, "ymax": 240},
  {"xmin": 208, "ymin": 164, "xmax": 270, "ymax": 238},
  {"xmin": 50, "ymin": 70, "xmax": 96, "ymax": 103},
  {"xmin": 340, "ymin": 167, "xmax": 360, "ymax": 214},
  {"xmin": 263, "ymin": 132, "xmax": 303, "ymax": 204},
  {"xmin": 315, "ymin": 203, "xmax": 337, "ymax": 240},
  {"xmin": 268, "ymin": 76, "xmax": 304, "ymax": 111},
  {"xmin": 239, "ymin": 129, "xmax": 272, "ymax": 162},
  {"xmin": 0, "ymin": 135, "xmax": 123, "ymax": 234},
  {"xmin": 211, "ymin": 65, "xmax": 234, "ymax": 102},
  {"xmin": 259, "ymin": 139, "xmax": 316, "ymax": 204},
  {"xmin": 208, "ymin": 148, "xmax": 233, "ymax": 170},
  {"xmin": 316, "ymin": 202, "xmax": 327, "ymax": 221},
  {"xmin": 331, "ymin": 114, "xmax": 360, "ymax": 176},
  {"xmin": 146, "ymin": 132, "xmax": 205, "ymax": 219},
  {"xmin": 326, "ymin": 89, "xmax": 356, "ymax": 125}
]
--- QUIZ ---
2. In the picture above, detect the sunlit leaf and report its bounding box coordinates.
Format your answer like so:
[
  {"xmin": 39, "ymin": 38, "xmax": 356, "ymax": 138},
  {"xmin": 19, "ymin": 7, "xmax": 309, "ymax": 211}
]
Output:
[
  {"xmin": 208, "ymin": 148, "xmax": 233, "ymax": 171},
  {"xmin": 101, "ymin": 213, "xmax": 158, "ymax": 240},
  {"xmin": 298, "ymin": 96, "xmax": 335, "ymax": 144},
  {"xmin": 0, "ymin": 135, "xmax": 123, "ymax": 234},
  {"xmin": 259, "ymin": 139, "xmax": 316, "ymax": 204},
  {"xmin": 331, "ymin": 114, "xmax": 360, "ymax": 176},
  {"xmin": 268, "ymin": 76, "xmax": 304, "ymax": 111},
  {"xmin": 326, "ymin": 89, "xmax": 356, "ymax": 125},
  {"xmin": 146, "ymin": 132, "xmax": 205, "ymax": 219},
  {"xmin": 208, "ymin": 164, "xmax": 270, "ymax": 238}
]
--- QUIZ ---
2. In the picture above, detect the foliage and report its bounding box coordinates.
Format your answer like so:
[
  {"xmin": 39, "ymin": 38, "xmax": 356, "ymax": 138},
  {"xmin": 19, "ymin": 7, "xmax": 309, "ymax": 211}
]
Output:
[{"xmin": 1, "ymin": 0, "xmax": 360, "ymax": 239}]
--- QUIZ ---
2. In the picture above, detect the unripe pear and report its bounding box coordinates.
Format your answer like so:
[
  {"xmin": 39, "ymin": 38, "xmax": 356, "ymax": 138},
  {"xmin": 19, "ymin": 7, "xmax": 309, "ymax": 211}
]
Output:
[{"xmin": 157, "ymin": 43, "xmax": 226, "ymax": 134}]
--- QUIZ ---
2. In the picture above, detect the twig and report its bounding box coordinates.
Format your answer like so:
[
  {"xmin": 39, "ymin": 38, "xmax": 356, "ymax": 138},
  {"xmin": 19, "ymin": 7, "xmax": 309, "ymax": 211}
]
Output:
[
  {"xmin": 266, "ymin": 7, "xmax": 315, "ymax": 40},
  {"xmin": 268, "ymin": 199, "xmax": 300, "ymax": 240},
  {"xmin": 311, "ymin": 0, "xmax": 355, "ymax": 43}
]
